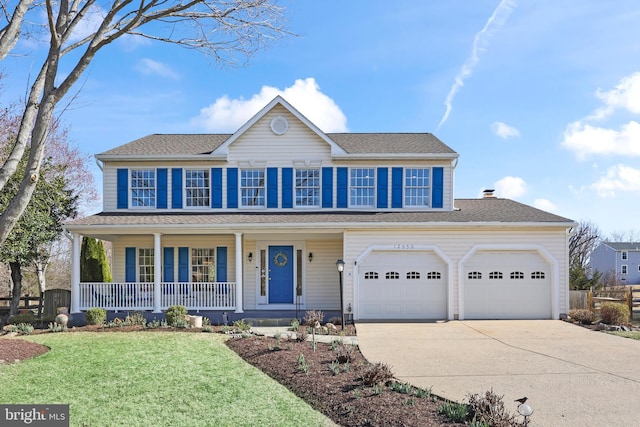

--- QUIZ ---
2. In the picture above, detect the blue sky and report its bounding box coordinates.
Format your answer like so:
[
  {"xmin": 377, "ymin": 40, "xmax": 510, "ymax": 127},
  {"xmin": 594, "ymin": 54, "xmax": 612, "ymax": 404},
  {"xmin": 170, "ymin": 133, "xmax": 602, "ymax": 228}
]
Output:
[{"xmin": 2, "ymin": 0, "xmax": 640, "ymax": 236}]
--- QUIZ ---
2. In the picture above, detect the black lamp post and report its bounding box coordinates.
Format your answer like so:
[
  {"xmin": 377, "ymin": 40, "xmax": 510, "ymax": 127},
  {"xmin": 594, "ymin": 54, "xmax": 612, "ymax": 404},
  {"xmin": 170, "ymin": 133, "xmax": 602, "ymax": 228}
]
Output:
[{"xmin": 336, "ymin": 259, "xmax": 345, "ymax": 330}]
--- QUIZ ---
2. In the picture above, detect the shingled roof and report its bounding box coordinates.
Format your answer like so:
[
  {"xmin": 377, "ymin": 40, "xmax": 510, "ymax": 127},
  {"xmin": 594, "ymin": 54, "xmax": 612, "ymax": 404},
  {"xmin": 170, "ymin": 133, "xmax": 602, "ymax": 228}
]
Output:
[
  {"xmin": 601, "ymin": 242, "xmax": 640, "ymax": 251},
  {"xmin": 66, "ymin": 198, "xmax": 574, "ymax": 230},
  {"xmin": 96, "ymin": 133, "xmax": 456, "ymax": 157}
]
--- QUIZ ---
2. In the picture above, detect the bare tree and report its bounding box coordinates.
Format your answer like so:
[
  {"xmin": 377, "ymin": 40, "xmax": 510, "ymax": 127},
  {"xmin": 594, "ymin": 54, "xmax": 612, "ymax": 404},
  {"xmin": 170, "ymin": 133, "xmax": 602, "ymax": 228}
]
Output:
[
  {"xmin": 0, "ymin": 0, "xmax": 289, "ymax": 245},
  {"xmin": 608, "ymin": 229, "xmax": 640, "ymax": 243},
  {"xmin": 569, "ymin": 220, "xmax": 602, "ymax": 269}
]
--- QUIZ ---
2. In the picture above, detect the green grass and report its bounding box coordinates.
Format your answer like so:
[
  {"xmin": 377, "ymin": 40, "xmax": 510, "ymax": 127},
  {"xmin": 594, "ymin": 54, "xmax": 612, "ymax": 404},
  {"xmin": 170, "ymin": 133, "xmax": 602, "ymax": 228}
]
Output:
[
  {"xmin": 0, "ymin": 332, "xmax": 334, "ymax": 427},
  {"xmin": 607, "ymin": 331, "xmax": 640, "ymax": 340}
]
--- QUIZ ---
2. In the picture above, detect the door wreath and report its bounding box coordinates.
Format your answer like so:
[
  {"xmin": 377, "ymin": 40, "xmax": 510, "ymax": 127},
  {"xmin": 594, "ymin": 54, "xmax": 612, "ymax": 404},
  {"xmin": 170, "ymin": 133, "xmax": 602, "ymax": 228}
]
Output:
[{"xmin": 273, "ymin": 252, "xmax": 288, "ymax": 267}]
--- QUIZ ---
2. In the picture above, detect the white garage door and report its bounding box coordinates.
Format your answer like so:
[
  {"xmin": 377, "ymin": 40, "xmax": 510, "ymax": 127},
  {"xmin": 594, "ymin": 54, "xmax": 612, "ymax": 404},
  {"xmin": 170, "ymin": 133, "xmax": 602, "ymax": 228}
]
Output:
[
  {"xmin": 358, "ymin": 251, "xmax": 447, "ymax": 319},
  {"xmin": 463, "ymin": 251, "xmax": 551, "ymax": 319}
]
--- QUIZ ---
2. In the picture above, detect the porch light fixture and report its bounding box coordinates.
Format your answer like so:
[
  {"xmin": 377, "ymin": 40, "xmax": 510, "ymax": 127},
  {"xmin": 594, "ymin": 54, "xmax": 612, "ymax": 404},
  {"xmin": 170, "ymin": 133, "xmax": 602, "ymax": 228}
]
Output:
[
  {"xmin": 248, "ymin": 252, "xmax": 253, "ymax": 263},
  {"xmin": 308, "ymin": 252, "xmax": 313, "ymax": 262},
  {"xmin": 336, "ymin": 259, "xmax": 345, "ymax": 330}
]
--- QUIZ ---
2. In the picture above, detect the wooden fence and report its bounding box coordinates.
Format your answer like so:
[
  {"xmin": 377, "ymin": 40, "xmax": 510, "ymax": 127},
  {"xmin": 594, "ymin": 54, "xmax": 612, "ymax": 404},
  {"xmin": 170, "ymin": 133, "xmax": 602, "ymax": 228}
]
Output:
[
  {"xmin": 574, "ymin": 286, "xmax": 640, "ymax": 320},
  {"xmin": 0, "ymin": 289, "xmax": 70, "ymax": 319}
]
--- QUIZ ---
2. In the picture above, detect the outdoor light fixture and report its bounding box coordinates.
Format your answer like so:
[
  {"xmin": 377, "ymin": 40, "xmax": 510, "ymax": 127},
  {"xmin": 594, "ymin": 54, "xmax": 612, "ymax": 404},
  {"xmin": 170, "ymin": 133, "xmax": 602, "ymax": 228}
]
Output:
[
  {"xmin": 517, "ymin": 403, "xmax": 533, "ymax": 426},
  {"xmin": 336, "ymin": 259, "xmax": 345, "ymax": 330},
  {"xmin": 248, "ymin": 252, "xmax": 253, "ymax": 263},
  {"xmin": 308, "ymin": 252, "xmax": 313, "ymax": 262}
]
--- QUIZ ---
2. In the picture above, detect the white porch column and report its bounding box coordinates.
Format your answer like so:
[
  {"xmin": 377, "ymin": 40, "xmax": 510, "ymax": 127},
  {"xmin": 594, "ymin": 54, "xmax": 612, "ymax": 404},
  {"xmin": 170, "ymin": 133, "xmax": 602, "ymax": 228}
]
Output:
[
  {"xmin": 70, "ymin": 233, "xmax": 82, "ymax": 313},
  {"xmin": 153, "ymin": 233, "xmax": 162, "ymax": 313},
  {"xmin": 234, "ymin": 232, "xmax": 244, "ymax": 313}
]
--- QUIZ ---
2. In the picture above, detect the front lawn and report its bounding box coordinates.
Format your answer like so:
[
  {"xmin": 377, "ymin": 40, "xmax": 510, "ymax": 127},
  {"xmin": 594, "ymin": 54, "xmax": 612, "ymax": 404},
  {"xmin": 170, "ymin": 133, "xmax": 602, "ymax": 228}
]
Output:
[
  {"xmin": 607, "ymin": 331, "xmax": 640, "ymax": 340},
  {"xmin": 0, "ymin": 332, "xmax": 334, "ymax": 427}
]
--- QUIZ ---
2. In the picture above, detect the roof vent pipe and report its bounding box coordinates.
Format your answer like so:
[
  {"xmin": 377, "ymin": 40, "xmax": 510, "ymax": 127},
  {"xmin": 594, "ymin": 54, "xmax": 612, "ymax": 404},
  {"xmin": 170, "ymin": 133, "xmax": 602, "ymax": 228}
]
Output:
[{"xmin": 483, "ymin": 189, "xmax": 495, "ymax": 198}]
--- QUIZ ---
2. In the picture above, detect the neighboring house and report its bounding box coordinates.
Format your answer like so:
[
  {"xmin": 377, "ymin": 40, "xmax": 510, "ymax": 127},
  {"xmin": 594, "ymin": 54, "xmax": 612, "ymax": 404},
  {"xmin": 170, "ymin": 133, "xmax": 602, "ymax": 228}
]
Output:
[
  {"xmin": 590, "ymin": 242, "xmax": 640, "ymax": 285},
  {"xmin": 65, "ymin": 96, "xmax": 575, "ymax": 322}
]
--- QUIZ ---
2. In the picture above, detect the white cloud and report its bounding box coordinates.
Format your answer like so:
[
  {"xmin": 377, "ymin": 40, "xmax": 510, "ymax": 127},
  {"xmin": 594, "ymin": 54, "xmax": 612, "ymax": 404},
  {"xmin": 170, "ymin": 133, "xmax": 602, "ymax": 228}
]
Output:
[
  {"xmin": 534, "ymin": 198, "xmax": 556, "ymax": 212},
  {"xmin": 67, "ymin": 6, "xmax": 106, "ymax": 44},
  {"xmin": 494, "ymin": 176, "xmax": 527, "ymax": 198},
  {"xmin": 591, "ymin": 164, "xmax": 640, "ymax": 197},
  {"xmin": 437, "ymin": 0, "xmax": 516, "ymax": 129},
  {"xmin": 192, "ymin": 78, "xmax": 348, "ymax": 133},
  {"xmin": 135, "ymin": 58, "xmax": 180, "ymax": 80},
  {"xmin": 562, "ymin": 72, "xmax": 640, "ymax": 159},
  {"xmin": 562, "ymin": 120, "xmax": 640, "ymax": 160},
  {"xmin": 491, "ymin": 121, "xmax": 520, "ymax": 139}
]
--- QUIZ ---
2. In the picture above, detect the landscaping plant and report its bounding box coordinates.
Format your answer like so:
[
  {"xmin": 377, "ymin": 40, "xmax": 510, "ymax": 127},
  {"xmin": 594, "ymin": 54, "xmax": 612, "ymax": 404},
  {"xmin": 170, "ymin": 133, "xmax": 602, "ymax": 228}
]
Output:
[{"xmin": 599, "ymin": 302, "xmax": 630, "ymax": 325}]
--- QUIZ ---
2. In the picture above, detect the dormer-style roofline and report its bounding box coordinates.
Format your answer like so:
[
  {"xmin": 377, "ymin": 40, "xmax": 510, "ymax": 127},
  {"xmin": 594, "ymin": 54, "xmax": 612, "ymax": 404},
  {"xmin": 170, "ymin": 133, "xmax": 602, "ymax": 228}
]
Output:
[{"xmin": 211, "ymin": 95, "xmax": 348, "ymax": 158}]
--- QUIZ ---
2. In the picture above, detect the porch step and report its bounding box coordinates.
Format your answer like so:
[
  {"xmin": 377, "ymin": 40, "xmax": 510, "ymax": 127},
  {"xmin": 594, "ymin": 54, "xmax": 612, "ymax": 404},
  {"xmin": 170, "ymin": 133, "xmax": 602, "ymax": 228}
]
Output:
[{"xmin": 242, "ymin": 318, "xmax": 296, "ymax": 327}]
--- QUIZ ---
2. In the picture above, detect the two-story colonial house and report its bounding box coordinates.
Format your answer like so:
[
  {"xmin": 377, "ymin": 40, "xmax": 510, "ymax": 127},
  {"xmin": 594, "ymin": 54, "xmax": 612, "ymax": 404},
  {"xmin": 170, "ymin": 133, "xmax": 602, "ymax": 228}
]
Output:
[
  {"xmin": 64, "ymin": 96, "xmax": 575, "ymax": 322},
  {"xmin": 590, "ymin": 242, "xmax": 640, "ymax": 285}
]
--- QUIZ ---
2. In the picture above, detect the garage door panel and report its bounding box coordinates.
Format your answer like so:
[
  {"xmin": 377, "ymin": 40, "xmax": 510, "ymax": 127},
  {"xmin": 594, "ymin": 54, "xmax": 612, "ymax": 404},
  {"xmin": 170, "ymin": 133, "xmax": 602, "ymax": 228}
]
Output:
[
  {"xmin": 464, "ymin": 251, "xmax": 552, "ymax": 320},
  {"xmin": 359, "ymin": 251, "xmax": 447, "ymax": 320}
]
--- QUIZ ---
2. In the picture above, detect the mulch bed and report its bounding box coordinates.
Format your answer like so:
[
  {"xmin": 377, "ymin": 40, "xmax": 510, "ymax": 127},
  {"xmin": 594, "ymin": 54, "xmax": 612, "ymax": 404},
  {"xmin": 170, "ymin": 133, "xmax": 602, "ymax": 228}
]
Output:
[{"xmin": 1, "ymin": 325, "xmax": 464, "ymax": 426}]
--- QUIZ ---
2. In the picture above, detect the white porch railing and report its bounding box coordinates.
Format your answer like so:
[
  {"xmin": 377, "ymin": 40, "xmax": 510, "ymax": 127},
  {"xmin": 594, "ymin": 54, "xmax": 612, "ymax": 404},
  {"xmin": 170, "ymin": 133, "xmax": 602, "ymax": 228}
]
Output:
[{"xmin": 79, "ymin": 282, "xmax": 236, "ymax": 312}]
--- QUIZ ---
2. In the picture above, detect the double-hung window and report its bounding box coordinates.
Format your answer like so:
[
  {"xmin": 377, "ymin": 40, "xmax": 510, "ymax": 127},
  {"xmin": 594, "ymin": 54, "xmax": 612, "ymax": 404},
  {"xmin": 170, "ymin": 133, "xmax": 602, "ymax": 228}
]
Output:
[
  {"xmin": 350, "ymin": 168, "xmax": 375, "ymax": 207},
  {"xmin": 295, "ymin": 169, "xmax": 320, "ymax": 207},
  {"xmin": 241, "ymin": 169, "xmax": 265, "ymax": 207},
  {"xmin": 131, "ymin": 169, "xmax": 155, "ymax": 207},
  {"xmin": 138, "ymin": 248, "xmax": 154, "ymax": 283},
  {"xmin": 185, "ymin": 169, "xmax": 210, "ymax": 207},
  {"xmin": 404, "ymin": 168, "xmax": 430, "ymax": 207},
  {"xmin": 192, "ymin": 248, "xmax": 215, "ymax": 282}
]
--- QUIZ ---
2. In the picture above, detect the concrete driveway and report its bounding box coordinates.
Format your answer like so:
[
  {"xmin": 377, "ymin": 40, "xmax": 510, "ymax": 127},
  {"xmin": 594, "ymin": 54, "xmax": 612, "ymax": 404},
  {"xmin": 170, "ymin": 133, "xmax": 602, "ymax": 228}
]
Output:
[{"xmin": 357, "ymin": 320, "xmax": 640, "ymax": 426}]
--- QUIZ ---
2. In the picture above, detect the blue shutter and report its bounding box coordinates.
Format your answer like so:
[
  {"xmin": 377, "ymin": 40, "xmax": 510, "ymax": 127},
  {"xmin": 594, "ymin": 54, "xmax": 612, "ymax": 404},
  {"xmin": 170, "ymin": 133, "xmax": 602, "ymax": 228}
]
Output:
[
  {"xmin": 377, "ymin": 168, "xmax": 388, "ymax": 208},
  {"xmin": 171, "ymin": 168, "xmax": 182, "ymax": 209},
  {"xmin": 178, "ymin": 247, "xmax": 189, "ymax": 282},
  {"xmin": 157, "ymin": 168, "xmax": 167, "ymax": 209},
  {"xmin": 211, "ymin": 168, "xmax": 223, "ymax": 208},
  {"xmin": 392, "ymin": 167, "xmax": 403, "ymax": 208},
  {"xmin": 267, "ymin": 167, "xmax": 278, "ymax": 208},
  {"xmin": 281, "ymin": 168, "xmax": 293, "ymax": 208},
  {"xmin": 125, "ymin": 247, "xmax": 136, "ymax": 282},
  {"xmin": 322, "ymin": 167, "xmax": 333, "ymax": 208},
  {"xmin": 337, "ymin": 167, "xmax": 348, "ymax": 208},
  {"xmin": 163, "ymin": 247, "xmax": 174, "ymax": 282},
  {"xmin": 216, "ymin": 247, "xmax": 227, "ymax": 282},
  {"xmin": 117, "ymin": 169, "xmax": 128, "ymax": 209},
  {"xmin": 227, "ymin": 168, "xmax": 238, "ymax": 208},
  {"xmin": 432, "ymin": 167, "xmax": 444, "ymax": 208}
]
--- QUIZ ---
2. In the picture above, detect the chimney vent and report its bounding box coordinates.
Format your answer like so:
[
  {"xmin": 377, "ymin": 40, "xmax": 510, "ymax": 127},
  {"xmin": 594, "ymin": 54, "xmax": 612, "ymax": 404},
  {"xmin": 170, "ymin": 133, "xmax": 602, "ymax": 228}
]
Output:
[{"xmin": 483, "ymin": 189, "xmax": 495, "ymax": 198}]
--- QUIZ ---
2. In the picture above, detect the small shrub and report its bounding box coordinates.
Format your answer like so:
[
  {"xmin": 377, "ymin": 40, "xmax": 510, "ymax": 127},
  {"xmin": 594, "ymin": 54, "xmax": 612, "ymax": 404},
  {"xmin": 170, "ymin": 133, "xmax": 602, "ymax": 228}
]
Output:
[
  {"xmin": 173, "ymin": 317, "xmax": 190, "ymax": 329},
  {"xmin": 125, "ymin": 311, "xmax": 146, "ymax": 326},
  {"xmin": 334, "ymin": 343, "xmax": 356, "ymax": 364},
  {"xmin": 85, "ymin": 308, "xmax": 107, "ymax": 325},
  {"xmin": 296, "ymin": 353, "xmax": 309, "ymax": 374},
  {"xmin": 232, "ymin": 319, "xmax": 251, "ymax": 332},
  {"xmin": 165, "ymin": 305, "xmax": 188, "ymax": 326},
  {"xmin": 599, "ymin": 302, "xmax": 630, "ymax": 325},
  {"xmin": 390, "ymin": 381, "xmax": 413, "ymax": 395},
  {"xmin": 303, "ymin": 310, "xmax": 324, "ymax": 327},
  {"xmin": 295, "ymin": 328, "xmax": 308, "ymax": 342},
  {"xmin": 290, "ymin": 319, "xmax": 300, "ymax": 330},
  {"xmin": 9, "ymin": 313, "xmax": 36, "ymax": 325},
  {"xmin": 329, "ymin": 361, "xmax": 341, "ymax": 375},
  {"xmin": 48, "ymin": 322, "xmax": 67, "ymax": 333},
  {"xmin": 15, "ymin": 323, "xmax": 34, "ymax": 335},
  {"xmin": 201, "ymin": 325, "xmax": 213, "ymax": 333},
  {"xmin": 362, "ymin": 362, "xmax": 394, "ymax": 387},
  {"xmin": 569, "ymin": 308, "xmax": 596, "ymax": 325},
  {"xmin": 202, "ymin": 317, "xmax": 211, "ymax": 326},
  {"xmin": 146, "ymin": 318, "xmax": 162, "ymax": 329},
  {"xmin": 438, "ymin": 402, "xmax": 469, "ymax": 423},
  {"xmin": 467, "ymin": 389, "xmax": 523, "ymax": 426}
]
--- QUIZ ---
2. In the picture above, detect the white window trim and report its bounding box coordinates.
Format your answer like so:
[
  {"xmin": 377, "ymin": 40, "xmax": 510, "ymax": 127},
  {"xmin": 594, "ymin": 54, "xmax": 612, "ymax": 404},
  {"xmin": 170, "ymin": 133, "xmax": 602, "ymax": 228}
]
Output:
[
  {"xmin": 130, "ymin": 168, "xmax": 157, "ymax": 210},
  {"xmin": 621, "ymin": 264, "xmax": 628, "ymax": 275},
  {"xmin": 621, "ymin": 251, "xmax": 628, "ymax": 260},
  {"xmin": 240, "ymin": 168, "xmax": 267, "ymax": 208},
  {"xmin": 294, "ymin": 168, "xmax": 321, "ymax": 208},
  {"xmin": 184, "ymin": 168, "xmax": 211, "ymax": 209},
  {"xmin": 138, "ymin": 248, "xmax": 155, "ymax": 283},
  {"xmin": 403, "ymin": 167, "xmax": 432, "ymax": 208},
  {"xmin": 348, "ymin": 167, "xmax": 376, "ymax": 208}
]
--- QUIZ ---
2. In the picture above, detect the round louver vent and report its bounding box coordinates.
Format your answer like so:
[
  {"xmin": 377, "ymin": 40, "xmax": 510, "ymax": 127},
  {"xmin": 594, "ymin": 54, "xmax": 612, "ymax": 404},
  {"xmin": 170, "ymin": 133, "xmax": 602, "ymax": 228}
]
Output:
[{"xmin": 270, "ymin": 115, "xmax": 289, "ymax": 135}]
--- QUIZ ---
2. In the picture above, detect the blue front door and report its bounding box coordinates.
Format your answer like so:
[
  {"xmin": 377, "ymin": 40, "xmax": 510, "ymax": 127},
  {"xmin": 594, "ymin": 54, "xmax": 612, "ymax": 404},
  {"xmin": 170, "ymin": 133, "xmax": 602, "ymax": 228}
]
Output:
[{"xmin": 269, "ymin": 245, "xmax": 294, "ymax": 304}]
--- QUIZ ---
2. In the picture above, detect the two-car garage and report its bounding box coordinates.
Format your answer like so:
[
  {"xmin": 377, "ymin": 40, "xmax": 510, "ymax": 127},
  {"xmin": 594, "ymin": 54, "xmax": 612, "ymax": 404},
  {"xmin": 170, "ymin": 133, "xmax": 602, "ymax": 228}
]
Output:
[{"xmin": 356, "ymin": 248, "xmax": 554, "ymax": 320}]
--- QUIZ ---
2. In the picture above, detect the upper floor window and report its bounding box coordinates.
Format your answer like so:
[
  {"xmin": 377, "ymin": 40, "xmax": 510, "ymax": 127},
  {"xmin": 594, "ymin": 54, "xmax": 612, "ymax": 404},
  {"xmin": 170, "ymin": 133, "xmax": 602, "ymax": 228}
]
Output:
[
  {"xmin": 192, "ymin": 248, "xmax": 215, "ymax": 282},
  {"xmin": 138, "ymin": 248, "xmax": 154, "ymax": 283},
  {"xmin": 185, "ymin": 169, "xmax": 210, "ymax": 207},
  {"xmin": 131, "ymin": 169, "xmax": 155, "ymax": 207},
  {"xmin": 350, "ymin": 168, "xmax": 375, "ymax": 207},
  {"xmin": 621, "ymin": 265, "xmax": 628, "ymax": 275},
  {"xmin": 241, "ymin": 169, "xmax": 265, "ymax": 207},
  {"xmin": 404, "ymin": 168, "xmax": 430, "ymax": 207},
  {"xmin": 622, "ymin": 251, "xmax": 628, "ymax": 260},
  {"xmin": 296, "ymin": 169, "xmax": 320, "ymax": 207}
]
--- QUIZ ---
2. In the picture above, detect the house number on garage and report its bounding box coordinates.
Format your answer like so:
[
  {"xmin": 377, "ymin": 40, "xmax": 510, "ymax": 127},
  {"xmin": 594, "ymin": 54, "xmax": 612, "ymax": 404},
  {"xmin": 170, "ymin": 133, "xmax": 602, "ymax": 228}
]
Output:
[{"xmin": 393, "ymin": 244, "xmax": 415, "ymax": 249}]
